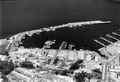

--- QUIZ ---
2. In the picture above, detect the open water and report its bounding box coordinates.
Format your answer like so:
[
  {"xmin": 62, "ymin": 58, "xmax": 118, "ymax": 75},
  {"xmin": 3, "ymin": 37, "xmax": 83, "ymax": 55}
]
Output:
[{"xmin": 1, "ymin": 0, "xmax": 120, "ymax": 51}]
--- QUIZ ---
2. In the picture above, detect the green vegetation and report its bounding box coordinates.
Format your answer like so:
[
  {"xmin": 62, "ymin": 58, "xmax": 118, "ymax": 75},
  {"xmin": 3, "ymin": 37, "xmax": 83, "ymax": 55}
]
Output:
[
  {"xmin": 69, "ymin": 59, "xmax": 83, "ymax": 70},
  {"xmin": 53, "ymin": 59, "xmax": 85, "ymax": 77},
  {"xmin": 20, "ymin": 61, "xmax": 35, "ymax": 69},
  {"xmin": 73, "ymin": 71, "xmax": 92, "ymax": 82},
  {"xmin": 0, "ymin": 60, "xmax": 15, "ymax": 75},
  {"xmin": 0, "ymin": 60, "xmax": 16, "ymax": 82}
]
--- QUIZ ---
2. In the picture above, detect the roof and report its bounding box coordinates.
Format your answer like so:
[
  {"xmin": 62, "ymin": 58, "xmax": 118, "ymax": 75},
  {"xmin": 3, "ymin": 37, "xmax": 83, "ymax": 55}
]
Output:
[
  {"xmin": 15, "ymin": 68, "xmax": 34, "ymax": 77},
  {"xmin": 10, "ymin": 71, "xmax": 30, "ymax": 81}
]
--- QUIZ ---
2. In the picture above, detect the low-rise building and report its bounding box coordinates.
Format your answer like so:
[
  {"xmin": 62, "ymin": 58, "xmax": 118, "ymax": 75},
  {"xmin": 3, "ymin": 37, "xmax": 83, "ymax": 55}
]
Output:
[
  {"xmin": 7, "ymin": 71, "xmax": 30, "ymax": 82},
  {"xmin": 46, "ymin": 74, "xmax": 67, "ymax": 82},
  {"xmin": 86, "ymin": 55, "xmax": 92, "ymax": 61},
  {"xmin": 77, "ymin": 51, "xmax": 85, "ymax": 60},
  {"xmin": 0, "ymin": 55, "xmax": 6, "ymax": 61},
  {"xmin": 55, "ymin": 75, "xmax": 75, "ymax": 82},
  {"xmin": 0, "ymin": 78, "xmax": 3, "ymax": 82},
  {"xmin": 109, "ymin": 69, "xmax": 120, "ymax": 72},
  {"xmin": 67, "ymin": 51, "xmax": 77, "ymax": 60},
  {"xmin": 95, "ymin": 56, "xmax": 99, "ymax": 61},
  {"xmin": 15, "ymin": 68, "xmax": 34, "ymax": 78},
  {"xmin": 0, "ymin": 73, "xmax": 3, "ymax": 82},
  {"xmin": 90, "ymin": 78, "xmax": 99, "ymax": 82},
  {"xmin": 7, "ymin": 68, "xmax": 34, "ymax": 82}
]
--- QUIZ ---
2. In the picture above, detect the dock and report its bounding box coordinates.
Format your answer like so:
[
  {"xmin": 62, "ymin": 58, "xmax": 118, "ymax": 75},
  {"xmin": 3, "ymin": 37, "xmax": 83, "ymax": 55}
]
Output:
[
  {"xmin": 94, "ymin": 39, "xmax": 106, "ymax": 47},
  {"xmin": 100, "ymin": 37, "xmax": 113, "ymax": 44}
]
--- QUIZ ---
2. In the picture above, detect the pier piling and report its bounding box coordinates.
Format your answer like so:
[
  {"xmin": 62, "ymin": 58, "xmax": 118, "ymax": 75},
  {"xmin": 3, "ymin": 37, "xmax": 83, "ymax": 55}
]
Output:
[
  {"xmin": 94, "ymin": 39, "xmax": 106, "ymax": 47},
  {"xmin": 100, "ymin": 37, "xmax": 113, "ymax": 44},
  {"xmin": 106, "ymin": 34, "xmax": 119, "ymax": 41},
  {"xmin": 112, "ymin": 32, "xmax": 120, "ymax": 37}
]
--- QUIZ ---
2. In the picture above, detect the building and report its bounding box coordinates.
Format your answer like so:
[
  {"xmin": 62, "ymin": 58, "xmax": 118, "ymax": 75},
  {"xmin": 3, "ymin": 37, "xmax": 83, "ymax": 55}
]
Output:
[
  {"xmin": 67, "ymin": 50, "xmax": 77, "ymax": 60},
  {"xmin": 77, "ymin": 51, "xmax": 85, "ymax": 60},
  {"xmin": 0, "ymin": 78, "xmax": 3, "ymax": 82},
  {"xmin": 102, "ymin": 63, "xmax": 108, "ymax": 82},
  {"xmin": 0, "ymin": 55, "xmax": 6, "ymax": 61},
  {"xmin": 15, "ymin": 68, "xmax": 34, "ymax": 78},
  {"xmin": 46, "ymin": 74, "xmax": 67, "ymax": 82},
  {"xmin": 7, "ymin": 71, "xmax": 30, "ymax": 82},
  {"xmin": 56, "ymin": 75, "xmax": 75, "ymax": 82},
  {"xmin": 109, "ymin": 69, "xmax": 120, "ymax": 72},
  {"xmin": 0, "ymin": 73, "xmax": 3, "ymax": 82},
  {"xmin": 7, "ymin": 68, "xmax": 34, "ymax": 82},
  {"xmin": 86, "ymin": 54, "xmax": 92, "ymax": 61},
  {"xmin": 90, "ymin": 78, "xmax": 99, "ymax": 82}
]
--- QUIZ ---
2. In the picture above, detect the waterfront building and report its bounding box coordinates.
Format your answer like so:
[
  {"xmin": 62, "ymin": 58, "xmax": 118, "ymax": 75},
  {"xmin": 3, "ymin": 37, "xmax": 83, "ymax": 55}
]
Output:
[
  {"xmin": 47, "ymin": 49, "xmax": 57, "ymax": 58},
  {"xmin": 57, "ymin": 50, "xmax": 68, "ymax": 59},
  {"xmin": 77, "ymin": 51, "xmax": 85, "ymax": 60},
  {"xmin": 67, "ymin": 50, "xmax": 77, "ymax": 60}
]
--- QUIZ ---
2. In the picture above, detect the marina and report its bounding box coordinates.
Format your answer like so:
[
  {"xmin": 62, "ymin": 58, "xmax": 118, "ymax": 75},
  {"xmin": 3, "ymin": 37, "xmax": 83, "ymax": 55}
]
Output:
[{"xmin": 0, "ymin": 0, "xmax": 120, "ymax": 82}]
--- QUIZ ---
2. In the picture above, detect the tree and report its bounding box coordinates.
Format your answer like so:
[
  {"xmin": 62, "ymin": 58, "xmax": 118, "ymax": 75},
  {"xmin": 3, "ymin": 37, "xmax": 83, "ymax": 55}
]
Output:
[
  {"xmin": 20, "ymin": 61, "xmax": 35, "ymax": 69},
  {"xmin": 53, "ymin": 57, "xmax": 59, "ymax": 65},
  {"xmin": 59, "ymin": 70, "xmax": 70, "ymax": 76},
  {"xmin": 0, "ymin": 60, "xmax": 15, "ymax": 75},
  {"xmin": 73, "ymin": 71, "xmax": 88, "ymax": 82},
  {"xmin": 53, "ymin": 69, "xmax": 71, "ymax": 76},
  {"xmin": 0, "ymin": 60, "xmax": 15, "ymax": 82},
  {"xmin": 73, "ymin": 71, "xmax": 93, "ymax": 82},
  {"xmin": 1, "ymin": 75, "xmax": 9, "ymax": 82},
  {"xmin": 92, "ymin": 68, "xmax": 102, "ymax": 74},
  {"xmin": 69, "ymin": 59, "xmax": 83, "ymax": 70}
]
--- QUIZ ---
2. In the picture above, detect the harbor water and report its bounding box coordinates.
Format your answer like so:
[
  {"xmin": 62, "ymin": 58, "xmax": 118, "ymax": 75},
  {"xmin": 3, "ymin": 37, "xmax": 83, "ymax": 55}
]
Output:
[{"xmin": 1, "ymin": 0, "xmax": 120, "ymax": 51}]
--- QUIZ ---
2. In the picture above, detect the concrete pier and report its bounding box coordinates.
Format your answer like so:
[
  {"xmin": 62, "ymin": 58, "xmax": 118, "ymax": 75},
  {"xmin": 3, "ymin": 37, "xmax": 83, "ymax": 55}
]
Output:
[
  {"xmin": 112, "ymin": 32, "xmax": 120, "ymax": 37},
  {"xmin": 94, "ymin": 39, "xmax": 106, "ymax": 47},
  {"xmin": 106, "ymin": 34, "xmax": 119, "ymax": 41},
  {"xmin": 100, "ymin": 37, "xmax": 113, "ymax": 44}
]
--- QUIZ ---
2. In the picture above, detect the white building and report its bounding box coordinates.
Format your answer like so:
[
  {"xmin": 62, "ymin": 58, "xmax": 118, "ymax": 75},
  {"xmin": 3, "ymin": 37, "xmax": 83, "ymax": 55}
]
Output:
[
  {"xmin": 77, "ymin": 51, "xmax": 85, "ymax": 60},
  {"xmin": 109, "ymin": 69, "xmax": 120, "ymax": 72},
  {"xmin": 86, "ymin": 55, "xmax": 92, "ymax": 61},
  {"xmin": 8, "ymin": 71, "xmax": 30, "ymax": 82},
  {"xmin": 95, "ymin": 56, "xmax": 99, "ymax": 61},
  {"xmin": 0, "ymin": 78, "xmax": 3, "ymax": 82},
  {"xmin": 67, "ymin": 51, "xmax": 77, "ymax": 60},
  {"xmin": 56, "ymin": 75, "xmax": 75, "ymax": 82},
  {"xmin": 7, "ymin": 68, "xmax": 34, "ymax": 82},
  {"xmin": 15, "ymin": 68, "xmax": 34, "ymax": 78},
  {"xmin": 90, "ymin": 78, "xmax": 99, "ymax": 82},
  {"xmin": 47, "ymin": 49, "xmax": 57, "ymax": 58},
  {"xmin": 0, "ymin": 55, "xmax": 6, "ymax": 61},
  {"xmin": 57, "ymin": 50, "xmax": 68, "ymax": 59}
]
